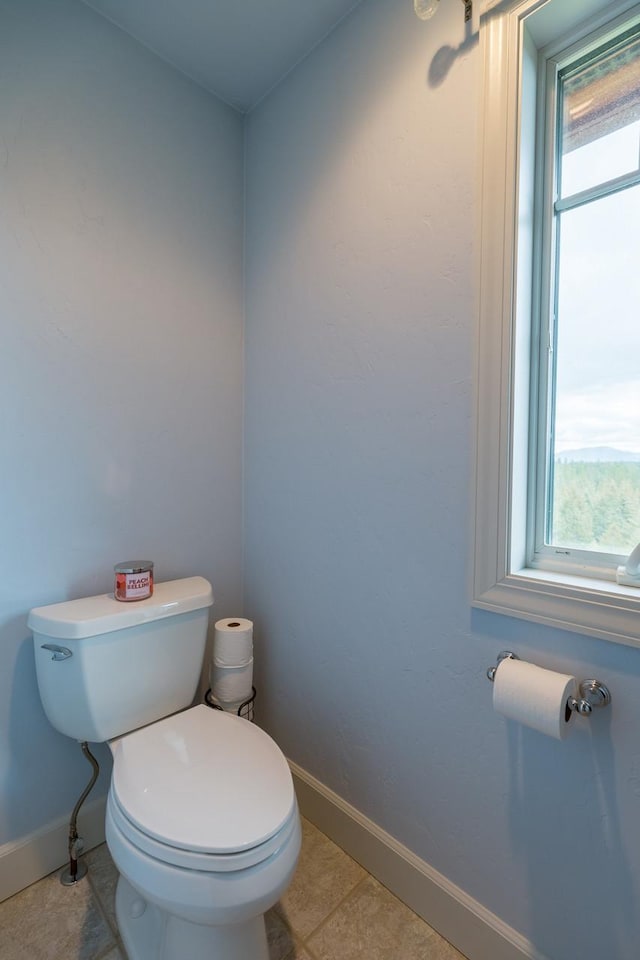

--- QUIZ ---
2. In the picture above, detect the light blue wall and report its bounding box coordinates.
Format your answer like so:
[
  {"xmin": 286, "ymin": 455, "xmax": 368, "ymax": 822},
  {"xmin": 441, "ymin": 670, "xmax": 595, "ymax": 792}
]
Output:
[
  {"xmin": 244, "ymin": 2, "xmax": 640, "ymax": 958},
  {"xmin": 4, "ymin": 1, "xmax": 640, "ymax": 956},
  {"xmin": 0, "ymin": 0, "xmax": 244, "ymax": 845}
]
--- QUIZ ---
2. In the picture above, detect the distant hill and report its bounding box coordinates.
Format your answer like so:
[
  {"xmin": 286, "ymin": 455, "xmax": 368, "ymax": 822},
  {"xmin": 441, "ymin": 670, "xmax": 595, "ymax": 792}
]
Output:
[{"xmin": 555, "ymin": 446, "xmax": 640, "ymax": 463}]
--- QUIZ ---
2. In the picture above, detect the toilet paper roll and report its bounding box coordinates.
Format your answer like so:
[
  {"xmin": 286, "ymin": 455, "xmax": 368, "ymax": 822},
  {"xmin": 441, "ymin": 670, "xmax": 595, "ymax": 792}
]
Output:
[
  {"xmin": 211, "ymin": 658, "xmax": 254, "ymax": 705},
  {"xmin": 493, "ymin": 657, "xmax": 578, "ymax": 740},
  {"xmin": 213, "ymin": 618, "xmax": 253, "ymax": 667}
]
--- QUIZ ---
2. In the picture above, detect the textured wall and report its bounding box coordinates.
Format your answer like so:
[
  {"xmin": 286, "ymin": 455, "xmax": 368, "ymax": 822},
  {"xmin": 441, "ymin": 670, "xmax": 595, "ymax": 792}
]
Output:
[
  {"xmin": 244, "ymin": 2, "xmax": 640, "ymax": 958},
  {"xmin": 0, "ymin": 0, "xmax": 244, "ymax": 845},
  {"xmin": 4, "ymin": 1, "xmax": 640, "ymax": 956}
]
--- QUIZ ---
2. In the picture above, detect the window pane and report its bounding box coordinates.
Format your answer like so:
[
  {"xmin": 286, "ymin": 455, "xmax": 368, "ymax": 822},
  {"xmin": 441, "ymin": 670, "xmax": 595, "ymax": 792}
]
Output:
[
  {"xmin": 560, "ymin": 33, "xmax": 640, "ymax": 198},
  {"xmin": 561, "ymin": 120, "xmax": 640, "ymax": 197},
  {"xmin": 549, "ymin": 184, "xmax": 640, "ymax": 554}
]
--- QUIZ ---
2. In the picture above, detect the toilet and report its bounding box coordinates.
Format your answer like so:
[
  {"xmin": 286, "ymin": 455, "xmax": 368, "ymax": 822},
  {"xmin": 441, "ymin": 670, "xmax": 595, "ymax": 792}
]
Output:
[{"xmin": 28, "ymin": 577, "xmax": 301, "ymax": 960}]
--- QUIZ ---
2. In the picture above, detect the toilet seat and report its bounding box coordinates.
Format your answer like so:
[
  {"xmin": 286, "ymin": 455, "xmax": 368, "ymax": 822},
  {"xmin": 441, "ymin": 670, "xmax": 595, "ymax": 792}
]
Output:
[
  {"xmin": 107, "ymin": 788, "xmax": 299, "ymax": 872},
  {"xmin": 109, "ymin": 704, "xmax": 296, "ymax": 863}
]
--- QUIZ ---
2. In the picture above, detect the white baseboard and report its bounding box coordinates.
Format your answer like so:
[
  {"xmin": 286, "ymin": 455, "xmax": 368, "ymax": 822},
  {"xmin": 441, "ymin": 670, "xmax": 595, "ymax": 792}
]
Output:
[
  {"xmin": 289, "ymin": 762, "xmax": 550, "ymax": 960},
  {"xmin": 0, "ymin": 795, "xmax": 107, "ymax": 903}
]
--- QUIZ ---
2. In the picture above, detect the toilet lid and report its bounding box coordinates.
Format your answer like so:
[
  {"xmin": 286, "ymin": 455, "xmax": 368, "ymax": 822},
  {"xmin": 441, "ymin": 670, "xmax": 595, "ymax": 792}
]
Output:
[{"xmin": 110, "ymin": 704, "xmax": 295, "ymax": 854}]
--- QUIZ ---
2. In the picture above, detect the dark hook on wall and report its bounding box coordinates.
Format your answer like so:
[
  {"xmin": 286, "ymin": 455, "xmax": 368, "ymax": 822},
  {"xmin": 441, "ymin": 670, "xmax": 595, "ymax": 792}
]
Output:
[{"xmin": 415, "ymin": 0, "xmax": 472, "ymax": 23}]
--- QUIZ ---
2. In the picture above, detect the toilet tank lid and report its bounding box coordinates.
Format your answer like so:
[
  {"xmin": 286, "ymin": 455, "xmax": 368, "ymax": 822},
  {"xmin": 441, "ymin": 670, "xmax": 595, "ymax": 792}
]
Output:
[{"xmin": 27, "ymin": 577, "xmax": 213, "ymax": 640}]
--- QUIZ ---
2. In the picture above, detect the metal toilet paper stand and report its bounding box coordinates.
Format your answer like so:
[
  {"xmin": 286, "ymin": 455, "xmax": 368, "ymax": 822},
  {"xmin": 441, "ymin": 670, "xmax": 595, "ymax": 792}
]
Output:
[
  {"xmin": 486, "ymin": 651, "xmax": 612, "ymax": 716},
  {"xmin": 204, "ymin": 686, "xmax": 257, "ymax": 722}
]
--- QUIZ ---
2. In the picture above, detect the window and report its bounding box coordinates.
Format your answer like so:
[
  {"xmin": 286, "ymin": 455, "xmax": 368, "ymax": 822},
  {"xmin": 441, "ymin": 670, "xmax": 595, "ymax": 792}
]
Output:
[
  {"xmin": 474, "ymin": 0, "xmax": 640, "ymax": 646},
  {"xmin": 532, "ymin": 17, "xmax": 640, "ymax": 579}
]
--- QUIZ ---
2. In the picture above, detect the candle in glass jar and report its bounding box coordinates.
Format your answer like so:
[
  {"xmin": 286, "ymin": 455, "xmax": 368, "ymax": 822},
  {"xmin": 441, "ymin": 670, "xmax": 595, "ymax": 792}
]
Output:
[{"xmin": 114, "ymin": 561, "xmax": 154, "ymax": 602}]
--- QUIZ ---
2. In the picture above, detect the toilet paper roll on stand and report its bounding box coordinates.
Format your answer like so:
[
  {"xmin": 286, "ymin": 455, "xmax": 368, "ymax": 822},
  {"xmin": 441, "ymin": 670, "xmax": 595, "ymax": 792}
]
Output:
[
  {"xmin": 213, "ymin": 618, "xmax": 253, "ymax": 666},
  {"xmin": 210, "ymin": 617, "xmax": 254, "ymax": 709},
  {"xmin": 210, "ymin": 659, "xmax": 254, "ymax": 705}
]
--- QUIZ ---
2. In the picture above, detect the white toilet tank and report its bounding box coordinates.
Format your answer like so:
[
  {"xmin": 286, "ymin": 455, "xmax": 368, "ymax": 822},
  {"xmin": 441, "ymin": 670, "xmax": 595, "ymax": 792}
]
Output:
[{"xmin": 29, "ymin": 577, "xmax": 213, "ymax": 743}]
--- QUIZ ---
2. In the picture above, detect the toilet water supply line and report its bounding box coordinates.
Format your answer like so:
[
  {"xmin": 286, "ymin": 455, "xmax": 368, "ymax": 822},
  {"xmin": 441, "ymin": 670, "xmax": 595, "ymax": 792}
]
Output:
[{"xmin": 61, "ymin": 742, "xmax": 100, "ymax": 886}]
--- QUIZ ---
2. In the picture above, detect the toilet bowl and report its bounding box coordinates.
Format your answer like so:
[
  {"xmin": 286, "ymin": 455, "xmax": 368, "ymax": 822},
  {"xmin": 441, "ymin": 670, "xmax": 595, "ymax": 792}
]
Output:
[
  {"xmin": 28, "ymin": 578, "xmax": 301, "ymax": 960},
  {"xmin": 104, "ymin": 704, "xmax": 301, "ymax": 958}
]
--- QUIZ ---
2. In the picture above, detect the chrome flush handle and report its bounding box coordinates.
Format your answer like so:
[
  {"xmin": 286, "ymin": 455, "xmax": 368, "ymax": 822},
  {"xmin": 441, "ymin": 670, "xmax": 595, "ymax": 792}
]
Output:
[{"xmin": 41, "ymin": 643, "xmax": 73, "ymax": 661}]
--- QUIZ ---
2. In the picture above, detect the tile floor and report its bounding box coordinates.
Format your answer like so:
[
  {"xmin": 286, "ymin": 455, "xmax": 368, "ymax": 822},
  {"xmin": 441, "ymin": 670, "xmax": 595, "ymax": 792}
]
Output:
[{"xmin": 0, "ymin": 817, "xmax": 467, "ymax": 960}]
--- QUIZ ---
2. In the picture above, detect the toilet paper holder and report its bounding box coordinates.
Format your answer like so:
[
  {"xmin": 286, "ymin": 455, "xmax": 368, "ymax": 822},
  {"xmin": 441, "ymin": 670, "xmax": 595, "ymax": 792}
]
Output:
[
  {"xmin": 204, "ymin": 686, "xmax": 256, "ymax": 722},
  {"xmin": 486, "ymin": 651, "xmax": 611, "ymax": 716}
]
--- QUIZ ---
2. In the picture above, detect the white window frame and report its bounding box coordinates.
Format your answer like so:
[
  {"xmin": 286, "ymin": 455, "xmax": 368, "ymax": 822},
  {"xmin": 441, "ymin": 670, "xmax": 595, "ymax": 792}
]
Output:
[{"xmin": 473, "ymin": 0, "xmax": 640, "ymax": 648}]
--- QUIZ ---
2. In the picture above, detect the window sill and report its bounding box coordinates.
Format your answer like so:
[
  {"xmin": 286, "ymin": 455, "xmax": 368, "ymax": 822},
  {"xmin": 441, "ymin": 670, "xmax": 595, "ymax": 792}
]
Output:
[{"xmin": 473, "ymin": 568, "xmax": 640, "ymax": 648}]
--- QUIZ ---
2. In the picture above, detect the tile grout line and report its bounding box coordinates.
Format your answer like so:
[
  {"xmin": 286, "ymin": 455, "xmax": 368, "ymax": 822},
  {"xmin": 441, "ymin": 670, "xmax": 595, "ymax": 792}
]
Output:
[
  {"xmin": 284, "ymin": 935, "xmax": 320, "ymax": 960},
  {"xmin": 91, "ymin": 929, "xmax": 121, "ymax": 960},
  {"xmin": 297, "ymin": 938, "xmax": 322, "ymax": 960},
  {"xmin": 298, "ymin": 873, "xmax": 371, "ymax": 949},
  {"xmin": 86, "ymin": 872, "xmax": 119, "ymax": 942}
]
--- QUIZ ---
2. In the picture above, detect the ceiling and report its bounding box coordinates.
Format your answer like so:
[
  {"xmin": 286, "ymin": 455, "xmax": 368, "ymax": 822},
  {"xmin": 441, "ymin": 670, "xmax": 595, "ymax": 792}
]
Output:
[{"xmin": 82, "ymin": 0, "xmax": 364, "ymax": 113}]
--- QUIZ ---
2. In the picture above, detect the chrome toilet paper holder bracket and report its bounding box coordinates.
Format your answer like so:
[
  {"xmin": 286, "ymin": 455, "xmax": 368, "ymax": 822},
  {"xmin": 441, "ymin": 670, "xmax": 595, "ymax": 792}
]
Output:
[{"xmin": 486, "ymin": 651, "xmax": 611, "ymax": 716}]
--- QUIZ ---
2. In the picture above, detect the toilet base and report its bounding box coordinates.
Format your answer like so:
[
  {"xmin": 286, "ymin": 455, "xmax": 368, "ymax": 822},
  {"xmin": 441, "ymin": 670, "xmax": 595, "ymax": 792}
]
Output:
[{"xmin": 116, "ymin": 874, "xmax": 270, "ymax": 960}]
